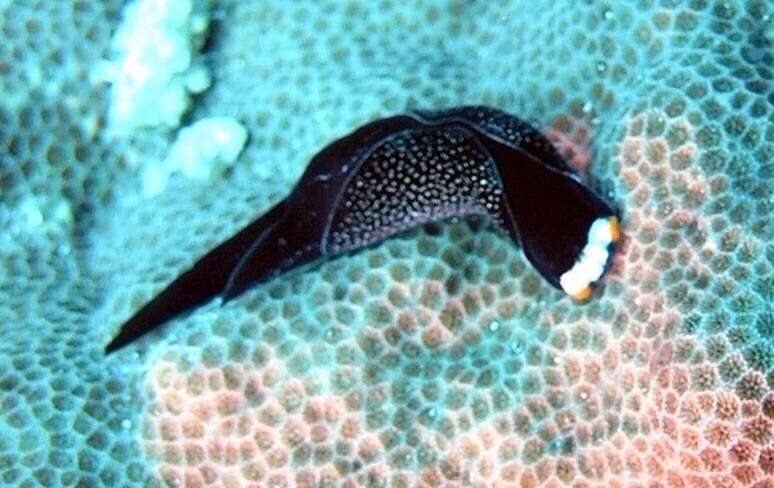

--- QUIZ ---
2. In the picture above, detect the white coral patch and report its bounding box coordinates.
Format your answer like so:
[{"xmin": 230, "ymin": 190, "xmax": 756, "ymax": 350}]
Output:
[
  {"xmin": 93, "ymin": 0, "xmax": 211, "ymax": 134},
  {"xmin": 142, "ymin": 117, "xmax": 248, "ymax": 197}
]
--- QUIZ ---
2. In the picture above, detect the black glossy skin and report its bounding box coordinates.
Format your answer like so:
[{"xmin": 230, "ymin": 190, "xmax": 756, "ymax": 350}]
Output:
[{"xmin": 105, "ymin": 106, "xmax": 616, "ymax": 354}]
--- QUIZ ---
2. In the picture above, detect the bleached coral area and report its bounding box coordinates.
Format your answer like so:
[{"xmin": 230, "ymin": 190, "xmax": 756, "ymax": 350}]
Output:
[
  {"xmin": 93, "ymin": 0, "xmax": 212, "ymax": 134},
  {"xmin": 0, "ymin": 0, "xmax": 771, "ymax": 486}
]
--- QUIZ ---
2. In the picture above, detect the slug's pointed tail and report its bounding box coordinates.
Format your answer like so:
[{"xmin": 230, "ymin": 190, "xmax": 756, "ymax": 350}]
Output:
[{"xmin": 104, "ymin": 200, "xmax": 288, "ymax": 354}]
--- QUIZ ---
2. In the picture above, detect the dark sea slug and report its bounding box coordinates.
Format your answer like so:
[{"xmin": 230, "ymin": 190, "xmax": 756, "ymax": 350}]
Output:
[{"xmin": 105, "ymin": 105, "xmax": 620, "ymax": 354}]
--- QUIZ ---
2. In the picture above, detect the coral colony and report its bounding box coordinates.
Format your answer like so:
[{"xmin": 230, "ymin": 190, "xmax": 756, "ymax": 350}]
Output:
[{"xmin": 0, "ymin": 0, "xmax": 770, "ymax": 486}]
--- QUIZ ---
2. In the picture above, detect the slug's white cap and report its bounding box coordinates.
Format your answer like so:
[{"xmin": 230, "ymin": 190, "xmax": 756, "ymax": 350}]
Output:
[{"xmin": 560, "ymin": 216, "xmax": 620, "ymax": 301}]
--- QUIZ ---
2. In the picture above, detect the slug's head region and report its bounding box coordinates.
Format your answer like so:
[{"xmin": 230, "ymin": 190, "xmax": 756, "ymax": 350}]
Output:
[
  {"xmin": 473, "ymin": 117, "xmax": 620, "ymax": 302},
  {"xmin": 560, "ymin": 215, "xmax": 621, "ymax": 301}
]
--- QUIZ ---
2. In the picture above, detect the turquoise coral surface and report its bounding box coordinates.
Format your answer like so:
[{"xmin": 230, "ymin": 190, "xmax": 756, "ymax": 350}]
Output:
[{"xmin": 0, "ymin": 0, "xmax": 772, "ymax": 486}]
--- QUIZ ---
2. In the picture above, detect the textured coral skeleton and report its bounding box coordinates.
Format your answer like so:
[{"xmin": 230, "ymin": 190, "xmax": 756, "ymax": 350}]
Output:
[{"xmin": 0, "ymin": 0, "xmax": 771, "ymax": 487}]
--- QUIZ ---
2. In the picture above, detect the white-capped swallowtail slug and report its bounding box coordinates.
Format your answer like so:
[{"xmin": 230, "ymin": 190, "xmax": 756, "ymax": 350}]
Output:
[{"xmin": 105, "ymin": 106, "xmax": 620, "ymax": 354}]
